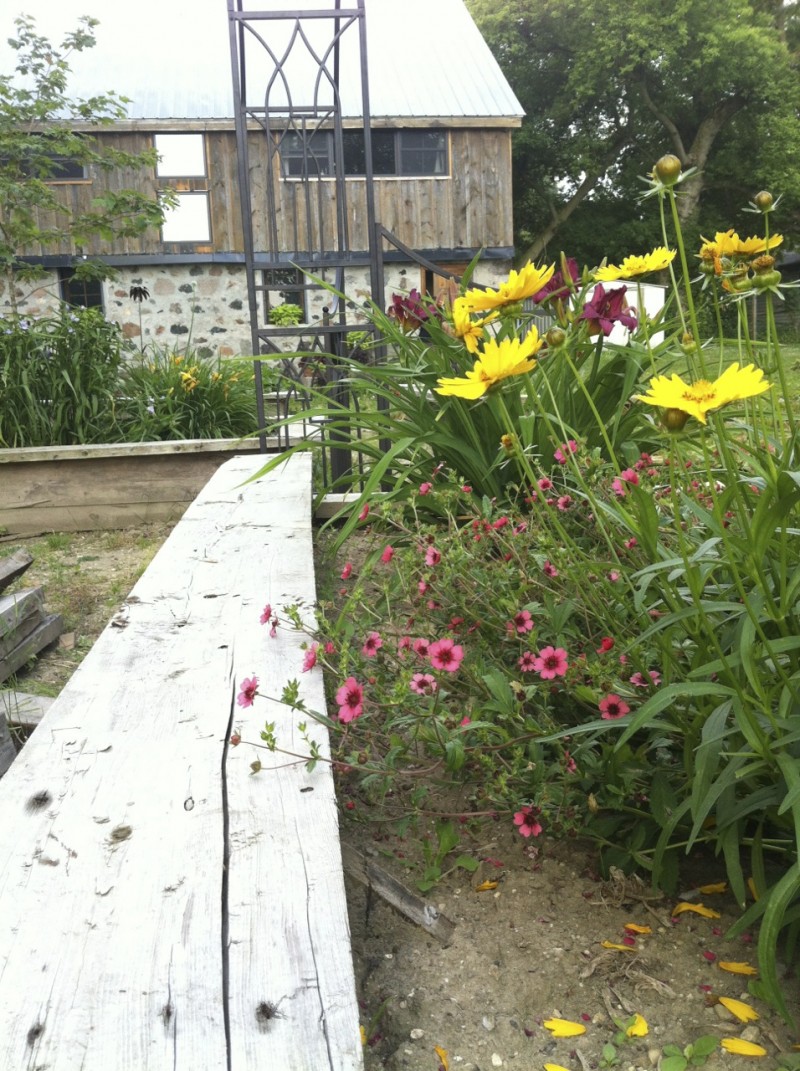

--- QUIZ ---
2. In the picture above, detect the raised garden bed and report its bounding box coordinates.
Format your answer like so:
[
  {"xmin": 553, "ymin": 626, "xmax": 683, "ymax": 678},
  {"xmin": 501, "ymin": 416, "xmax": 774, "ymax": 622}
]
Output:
[{"xmin": 0, "ymin": 439, "xmax": 265, "ymax": 536}]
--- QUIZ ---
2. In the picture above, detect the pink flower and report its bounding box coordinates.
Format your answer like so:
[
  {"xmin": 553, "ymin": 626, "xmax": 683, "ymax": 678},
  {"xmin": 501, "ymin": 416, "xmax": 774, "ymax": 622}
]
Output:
[
  {"xmin": 556, "ymin": 495, "xmax": 573, "ymax": 511},
  {"xmin": 513, "ymin": 805, "xmax": 543, "ymax": 838},
  {"xmin": 259, "ymin": 604, "xmax": 272, "ymax": 625},
  {"xmin": 596, "ymin": 636, "xmax": 615, "ymax": 653},
  {"xmin": 237, "ymin": 675, "xmax": 259, "ymax": 708},
  {"xmin": 532, "ymin": 646, "xmax": 568, "ymax": 680},
  {"xmin": 429, "ymin": 638, "xmax": 464, "ymax": 673},
  {"xmin": 324, "ymin": 640, "xmax": 336, "ymax": 655},
  {"xmin": 543, "ymin": 560, "xmax": 559, "ymax": 578},
  {"xmin": 460, "ymin": 715, "xmax": 471, "ymax": 726},
  {"xmin": 624, "ymin": 537, "xmax": 637, "ymax": 550},
  {"xmin": 335, "ymin": 677, "xmax": 364, "ymax": 723},
  {"xmin": 410, "ymin": 673, "xmax": 438, "ymax": 695},
  {"xmin": 380, "ymin": 545, "xmax": 394, "ymax": 563},
  {"xmin": 537, "ymin": 477, "xmax": 553, "ymax": 491},
  {"xmin": 608, "ymin": 570, "xmax": 621, "ymax": 583},
  {"xmin": 341, "ymin": 562, "xmax": 353, "ymax": 579},
  {"xmin": 358, "ymin": 503, "xmax": 370, "ymax": 522},
  {"xmin": 518, "ymin": 651, "xmax": 537, "ymax": 673},
  {"xmin": 620, "ymin": 467, "xmax": 639, "ymax": 485},
  {"xmin": 412, "ymin": 638, "xmax": 430, "ymax": 658},
  {"xmin": 397, "ymin": 635, "xmax": 412, "ymax": 658},
  {"xmin": 302, "ymin": 643, "xmax": 319, "ymax": 672},
  {"xmin": 599, "ymin": 693, "xmax": 630, "ymax": 720},
  {"xmin": 362, "ymin": 631, "xmax": 383, "ymax": 657},
  {"xmin": 419, "ymin": 482, "xmax": 433, "ymax": 495},
  {"xmin": 563, "ymin": 749, "xmax": 577, "ymax": 773},
  {"xmin": 510, "ymin": 610, "xmax": 534, "ymax": 634},
  {"xmin": 554, "ymin": 439, "xmax": 578, "ymax": 464},
  {"xmin": 630, "ymin": 669, "xmax": 661, "ymax": 688},
  {"xmin": 611, "ymin": 477, "xmax": 627, "ymax": 498},
  {"xmin": 461, "ymin": 484, "xmax": 472, "ymax": 493},
  {"xmin": 425, "ymin": 546, "xmax": 442, "ymax": 566},
  {"xmin": 492, "ymin": 516, "xmax": 510, "ymax": 530}
]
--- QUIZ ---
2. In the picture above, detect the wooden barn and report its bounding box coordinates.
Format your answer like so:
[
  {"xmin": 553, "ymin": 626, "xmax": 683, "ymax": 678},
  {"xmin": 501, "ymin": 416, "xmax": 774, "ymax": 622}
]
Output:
[{"xmin": 1, "ymin": 0, "xmax": 523, "ymax": 357}]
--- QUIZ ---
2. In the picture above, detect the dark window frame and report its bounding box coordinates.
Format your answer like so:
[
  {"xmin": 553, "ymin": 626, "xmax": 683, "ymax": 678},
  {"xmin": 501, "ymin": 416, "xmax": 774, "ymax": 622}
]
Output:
[
  {"xmin": 58, "ymin": 268, "xmax": 104, "ymax": 310},
  {"xmin": 280, "ymin": 129, "xmax": 448, "ymax": 179},
  {"xmin": 262, "ymin": 266, "xmax": 307, "ymax": 321}
]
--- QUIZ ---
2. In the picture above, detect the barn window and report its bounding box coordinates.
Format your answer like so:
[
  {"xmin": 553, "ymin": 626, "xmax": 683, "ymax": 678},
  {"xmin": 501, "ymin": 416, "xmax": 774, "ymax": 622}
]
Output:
[
  {"xmin": 155, "ymin": 133, "xmax": 207, "ymax": 178},
  {"xmin": 280, "ymin": 129, "xmax": 448, "ymax": 178},
  {"xmin": 59, "ymin": 268, "xmax": 104, "ymax": 309},
  {"xmin": 155, "ymin": 133, "xmax": 211, "ymax": 244},
  {"xmin": 160, "ymin": 192, "xmax": 211, "ymax": 242}
]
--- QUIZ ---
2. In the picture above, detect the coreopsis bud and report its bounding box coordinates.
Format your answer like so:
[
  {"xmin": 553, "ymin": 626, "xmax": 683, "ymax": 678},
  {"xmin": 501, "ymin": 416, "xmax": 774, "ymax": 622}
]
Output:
[
  {"xmin": 545, "ymin": 326, "xmax": 566, "ymax": 348},
  {"xmin": 752, "ymin": 255, "xmax": 775, "ymax": 273},
  {"xmin": 662, "ymin": 407, "xmax": 690, "ymax": 432},
  {"xmin": 680, "ymin": 331, "xmax": 697, "ymax": 355},
  {"xmin": 653, "ymin": 154, "xmax": 682, "ymax": 185},
  {"xmin": 753, "ymin": 190, "xmax": 773, "ymax": 211},
  {"xmin": 500, "ymin": 433, "xmax": 517, "ymax": 454}
]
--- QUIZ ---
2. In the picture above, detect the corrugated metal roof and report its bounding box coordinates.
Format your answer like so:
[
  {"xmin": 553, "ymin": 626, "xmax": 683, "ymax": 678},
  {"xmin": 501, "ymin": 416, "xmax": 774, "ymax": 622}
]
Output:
[{"xmin": 1, "ymin": 0, "xmax": 523, "ymax": 122}]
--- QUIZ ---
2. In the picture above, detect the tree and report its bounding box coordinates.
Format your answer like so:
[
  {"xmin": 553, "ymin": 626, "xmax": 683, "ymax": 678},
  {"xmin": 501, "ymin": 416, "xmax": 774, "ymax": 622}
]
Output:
[
  {"xmin": 467, "ymin": 0, "xmax": 800, "ymax": 263},
  {"xmin": 0, "ymin": 15, "xmax": 170, "ymax": 310}
]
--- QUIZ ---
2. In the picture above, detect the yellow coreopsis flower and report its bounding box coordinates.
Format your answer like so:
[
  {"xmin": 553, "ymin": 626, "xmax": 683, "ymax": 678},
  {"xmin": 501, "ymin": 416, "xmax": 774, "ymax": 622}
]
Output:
[
  {"xmin": 699, "ymin": 230, "xmax": 783, "ymax": 274},
  {"xmin": 735, "ymin": 233, "xmax": 783, "ymax": 256},
  {"xmin": 435, "ymin": 328, "xmax": 542, "ymax": 399},
  {"xmin": 451, "ymin": 296, "xmax": 498, "ymax": 354},
  {"xmin": 461, "ymin": 261, "xmax": 555, "ymax": 312},
  {"xmin": 636, "ymin": 363, "xmax": 770, "ymax": 426},
  {"xmin": 626, "ymin": 1014, "xmax": 649, "ymax": 1038},
  {"xmin": 594, "ymin": 246, "xmax": 676, "ymax": 281}
]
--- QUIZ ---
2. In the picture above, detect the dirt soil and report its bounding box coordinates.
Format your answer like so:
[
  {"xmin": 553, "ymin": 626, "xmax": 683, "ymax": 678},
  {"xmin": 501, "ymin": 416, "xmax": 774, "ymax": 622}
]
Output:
[{"xmin": 2, "ymin": 527, "xmax": 798, "ymax": 1070}]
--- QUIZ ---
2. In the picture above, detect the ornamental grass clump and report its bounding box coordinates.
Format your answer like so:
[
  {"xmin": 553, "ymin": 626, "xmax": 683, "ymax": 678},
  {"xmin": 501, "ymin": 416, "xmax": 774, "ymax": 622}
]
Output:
[{"xmin": 241, "ymin": 158, "xmax": 800, "ymax": 1023}]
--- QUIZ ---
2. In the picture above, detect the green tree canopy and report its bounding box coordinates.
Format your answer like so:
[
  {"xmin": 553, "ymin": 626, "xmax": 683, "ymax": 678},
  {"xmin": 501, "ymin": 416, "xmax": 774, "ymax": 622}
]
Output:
[
  {"xmin": 0, "ymin": 14, "xmax": 170, "ymax": 309},
  {"xmin": 467, "ymin": 0, "xmax": 800, "ymax": 265}
]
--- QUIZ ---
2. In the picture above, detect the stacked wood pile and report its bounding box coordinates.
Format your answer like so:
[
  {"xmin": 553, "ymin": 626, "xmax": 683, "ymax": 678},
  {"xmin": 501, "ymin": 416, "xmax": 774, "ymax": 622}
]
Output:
[{"xmin": 0, "ymin": 550, "xmax": 62, "ymax": 688}]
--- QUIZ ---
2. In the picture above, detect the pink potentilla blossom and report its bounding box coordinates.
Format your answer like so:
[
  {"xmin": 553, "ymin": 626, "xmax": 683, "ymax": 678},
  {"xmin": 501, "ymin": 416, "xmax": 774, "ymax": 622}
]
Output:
[
  {"xmin": 335, "ymin": 677, "xmax": 364, "ymax": 723},
  {"xmin": 324, "ymin": 641, "xmax": 336, "ymax": 655},
  {"xmin": 630, "ymin": 669, "xmax": 661, "ymax": 688},
  {"xmin": 450, "ymin": 616, "xmax": 464, "ymax": 630},
  {"xmin": 492, "ymin": 516, "xmax": 510, "ymax": 529},
  {"xmin": 596, "ymin": 636, "xmax": 615, "ymax": 653},
  {"xmin": 611, "ymin": 478, "xmax": 627, "ymax": 498},
  {"xmin": 397, "ymin": 635, "xmax": 412, "ymax": 658},
  {"xmin": 425, "ymin": 546, "xmax": 442, "ymax": 566},
  {"xmin": 513, "ymin": 805, "xmax": 543, "ymax": 838},
  {"xmin": 608, "ymin": 570, "xmax": 621, "ymax": 582},
  {"xmin": 620, "ymin": 467, "xmax": 639, "ymax": 485},
  {"xmin": 302, "ymin": 643, "xmax": 319, "ymax": 672},
  {"xmin": 237, "ymin": 675, "xmax": 259, "ymax": 708},
  {"xmin": 358, "ymin": 503, "xmax": 370, "ymax": 522},
  {"xmin": 340, "ymin": 562, "xmax": 353, "ymax": 580},
  {"xmin": 511, "ymin": 610, "xmax": 534, "ymax": 634},
  {"xmin": 563, "ymin": 750, "xmax": 577, "ymax": 773},
  {"xmin": 426, "ymin": 599, "xmax": 441, "ymax": 610},
  {"xmin": 418, "ymin": 580, "xmax": 429, "ymax": 595},
  {"xmin": 537, "ymin": 477, "xmax": 553, "ymax": 491},
  {"xmin": 624, "ymin": 537, "xmax": 637, "ymax": 550},
  {"xmin": 525, "ymin": 492, "xmax": 538, "ymax": 504},
  {"xmin": 533, "ymin": 646, "xmax": 568, "ymax": 680},
  {"xmin": 518, "ymin": 651, "xmax": 537, "ymax": 673},
  {"xmin": 412, "ymin": 638, "xmax": 430, "ymax": 658},
  {"xmin": 361, "ymin": 632, "xmax": 383, "ymax": 658},
  {"xmin": 461, "ymin": 484, "xmax": 472, "ymax": 493},
  {"xmin": 429, "ymin": 638, "xmax": 464, "ymax": 673},
  {"xmin": 259, "ymin": 604, "xmax": 272, "ymax": 625},
  {"xmin": 419, "ymin": 482, "xmax": 433, "ymax": 495},
  {"xmin": 380, "ymin": 545, "xmax": 394, "ymax": 563},
  {"xmin": 460, "ymin": 715, "xmax": 471, "ymax": 726},
  {"xmin": 543, "ymin": 560, "xmax": 559, "ymax": 578},
  {"xmin": 554, "ymin": 439, "xmax": 579, "ymax": 464},
  {"xmin": 618, "ymin": 653, "xmax": 628, "ymax": 664},
  {"xmin": 599, "ymin": 694, "xmax": 630, "ymax": 720},
  {"xmin": 513, "ymin": 522, "xmax": 527, "ymax": 535},
  {"xmin": 546, "ymin": 498, "xmax": 556, "ymax": 507},
  {"xmin": 409, "ymin": 673, "xmax": 438, "ymax": 695},
  {"xmin": 556, "ymin": 495, "xmax": 573, "ymax": 511},
  {"xmin": 269, "ymin": 620, "xmax": 278, "ymax": 638}
]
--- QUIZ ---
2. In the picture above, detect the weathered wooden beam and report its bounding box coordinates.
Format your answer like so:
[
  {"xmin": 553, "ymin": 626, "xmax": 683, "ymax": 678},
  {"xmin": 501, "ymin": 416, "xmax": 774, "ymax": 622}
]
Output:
[
  {"xmin": 0, "ymin": 613, "xmax": 61, "ymax": 685},
  {"xmin": 0, "ymin": 549, "xmax": 33, "ymax": 593},
  {"xmin": 0, "ymin": 717, "xmax": 14, "ymax": 778},
  {"xmin": 0, "ymin": 588, "xmax": 45, "ymax": 658}
]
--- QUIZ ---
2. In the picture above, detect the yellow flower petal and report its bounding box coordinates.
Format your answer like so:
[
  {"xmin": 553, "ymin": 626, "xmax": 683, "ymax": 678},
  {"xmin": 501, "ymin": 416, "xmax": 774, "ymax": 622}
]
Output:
[
  {"xmin": 623, "ymin": 923, "xmax": 652, "ymax": 934},
  {"xmin": 435, "ymin": 329, "xmax": 542, "ymax": 398},
  {"xmin": 718, "ymin": 960, "xmax": 759, "ymax": 976},
  {"xmin": 462, "ymin": 261, "xmax": 555, "ymax": 311},
  {"xmin": 544, "ymin": 1065, "xmax": 573, "ymax": 1071},
  {"xmin": 671, "ymin": 902, "xmax": 721, "ymax": 918},
  {"xmin": 626, "ymin": 1014, "xmax": 649, "ymax": 1037},
  {"xmin": 718, "ymin": 997, "xmax": 760, "ymax": 1023},
  {"xmin": 434, "ymin": 1044, "xmax": 449, "ymax": 1070},
  {"xmin": 720, "ymin": 1038, "xmax": 767, "ymax": 1057},
  {"xmin": 698, "ymin": 882, "xmax": 727, "ymax": 894},
  {"xmin": 543, "ymin": 1017, "xmax": 587, "ymax": 1037},
  {"xmin": 601, "ymin": 941, "xmax": 637, "ymax": 952},
  {"xmin": 475, "ymin": 879, "xmax": 499, "ymax": 892},
  {"xmin": 594, "ymin": 246, "xmax": 676, "ymax": 281},
  {"xmin": 360, "ymin": 1025, "xmax": 367, "ymax": 1045},
  {"xmin": 635, "ymin": 365, "xmax": 770, "ymax": 426}
]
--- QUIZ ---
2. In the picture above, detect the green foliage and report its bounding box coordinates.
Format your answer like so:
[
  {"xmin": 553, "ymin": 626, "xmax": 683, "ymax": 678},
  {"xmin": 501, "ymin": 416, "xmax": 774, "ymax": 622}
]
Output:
[
  {"xmin": 0, "ymin": 306, "xmax": 123, "ymax": 446},
  {"xmin": 116, "ymin": 349, "xmax": 258, "ymax": 440},
  {"xmin": 0, "ymin": 14, "xmax": 169, "ymax": 306},
  {"xmin": 661, "ymin": 1035, "xmax": 719, "ymax": 1071},
  {"xmin": 268, "ymin": 303, "xmax": 304, "ymax": 326}
]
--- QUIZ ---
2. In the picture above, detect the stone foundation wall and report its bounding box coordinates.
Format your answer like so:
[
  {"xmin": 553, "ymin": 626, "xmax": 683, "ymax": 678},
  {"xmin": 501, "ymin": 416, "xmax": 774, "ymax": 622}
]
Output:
[{"xmin": 1, "ymin": 259, "xmax": 512, "ymax": 358}]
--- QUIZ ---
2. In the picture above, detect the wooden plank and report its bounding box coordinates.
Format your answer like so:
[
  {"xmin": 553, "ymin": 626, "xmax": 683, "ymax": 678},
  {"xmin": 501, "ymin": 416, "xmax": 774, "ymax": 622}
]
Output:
[
  {"xmin": 0, "ymin": 716, "xmax": 14, "ymax": 777},
  {"xmin": 0, "ymin": 613, "xmax": 62, "ymax": 684},
  {"xmin": 0, "ymin": 454, "xmax": 362, "ymax": 1070},
  {"xmin": 0, "ymin": 549, "xmax": 33, "ymax": 592},
  {"xmin": 0, "ymin": 589, "xmax": 45, "ymax": 660},
  {"xmin": 0, "ymin": 439, "xmax": 261, "ymax": 466},
  {"xmin": 1, "ymin": 690, "xmax": 55, "ymax": 731}
]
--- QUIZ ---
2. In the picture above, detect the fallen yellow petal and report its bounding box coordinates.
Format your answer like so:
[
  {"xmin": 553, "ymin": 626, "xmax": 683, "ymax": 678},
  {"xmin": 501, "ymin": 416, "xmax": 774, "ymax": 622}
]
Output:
[
  {"xmin": 543, "ymin": 1018, "xmax": 587, "ymax": 1037},
  {"xmin": 719, "ymin": 960, "xmax": 759, "ymax": 976},
  {"xmin": 623, "ymin": 923, "xmax": 652, "ymax": 934},
  {"xmin": 721, "ymin": 1038, "xmax": 767, "ymax": 1057},
  {"xmin": 434, "ymin": 1044, "xmax": 449, "ymax": 1071},
  {"xmin": 360, "ymin": 1025, "xmax": 367, "ymax": 1045},
  {"xmin": 601, "ymin": 940, "xmax": 637, "ymax": 952},
  {"xmin": 475, "ymin": 879, "xmax": 499, "ymax": 892},
  {"xmin": 718, "ymin": 997, "xmax": 760, "ymax": 1023},
  {"xmin": 747, "ymin": 876, "xmax": 759, "ymax": 901},
  {"xmin": 544, "ymin": 1065, "xmax": 573, "ymax": 1071},
  {"xmin": 672, "ymin": 901, "xmax": 721, "ymax": 918},
  {"xmin": 699, "ymin": 881, "xmax": 727, "ymax": 894},
  {"xmin": 626, "ymin": 1014, "xmax": 649, "ymax": 1037}
]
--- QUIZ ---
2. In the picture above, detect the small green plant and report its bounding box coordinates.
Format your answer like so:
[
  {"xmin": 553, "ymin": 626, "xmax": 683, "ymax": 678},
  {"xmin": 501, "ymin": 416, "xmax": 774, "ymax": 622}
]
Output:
[
  {"xmin": 269, "ymin": 303, "xmax": 304, "ymax": 327},
  {"xmin": 660, "ymin": 1035, "xmax": 719, "ymax": 1071}
]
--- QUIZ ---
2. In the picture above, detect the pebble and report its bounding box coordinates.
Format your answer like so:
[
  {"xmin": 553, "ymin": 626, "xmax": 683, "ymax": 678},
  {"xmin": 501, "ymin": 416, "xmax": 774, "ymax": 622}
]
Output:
[
  {"xmin": 409, "ymin": 1028, "xmax": 424, "ymax": 1040},
  {"xmin": 714, "ymin": 1003, "xmax": 735, "ymax": 1021},
  {"xmin": 741, "ymin": 1026, "xmax": 762, "ymax": 1042},
  {"xmin": 482, "ymin": 1015, "xmax": 496, "ymax": 1031},
  {"xmin": 491, "ymin": 1055, "xmax": 503, "ymax": 1067}
]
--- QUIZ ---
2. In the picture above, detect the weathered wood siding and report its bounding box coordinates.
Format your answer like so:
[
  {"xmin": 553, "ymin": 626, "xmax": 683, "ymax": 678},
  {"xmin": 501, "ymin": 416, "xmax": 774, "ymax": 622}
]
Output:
[{"xmin": 28, "ymin": 127, "xmax": 513, "ymax": 257}]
